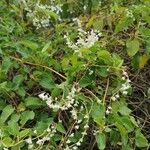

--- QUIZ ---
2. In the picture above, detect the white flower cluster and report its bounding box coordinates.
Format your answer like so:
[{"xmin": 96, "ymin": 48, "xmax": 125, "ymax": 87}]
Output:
[
  {"xmin": 25, "ymin": 123, "xmax": 57, "ymax": 149},
  {"xmin": 25, "ymin": 137, "xmax": 33, "ymax": 149},
  {"xmin": 106, "ymin": 69, "xmax": 131, "ymax": 115},
  {"xmin": 65, "ymin": 120, "xmax": 89, "ymax": 150},
  {"xmin": 106, "ymin": 106, "xmax": 112, "ymax": 115},
  {"xmin": 38, "ymin": 85, "xmax": 78, "ymax": 111},
  {"xmin": 21, "ymin": 0, "xmax": 63, "ymax": 29},
  {"xmin": 126, "ymin": 9, "xmax": 135, "ymax": 21},
  {"xmin": 64, "ymin": 18, "xmax": 102, "ymax": 53},
  {"xmin": 120, "ymin": 70, "xmax": 131, "ymax": 95}
]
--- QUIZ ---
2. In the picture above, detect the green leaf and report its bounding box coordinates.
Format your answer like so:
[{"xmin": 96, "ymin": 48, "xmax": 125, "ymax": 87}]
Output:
[
  {"xmin": 91, "ymin": 102, "xmax": 105, "ymax": 126},
  {"xmin": 112, "ymin": 53, "xmax": 123, "ymax": 67},
  {"xmin": 96, "ymin": 67, "xmax": 109, "ymax": 77},
  {"xmin": 8, "ymin": 121, "xmax": 20, "ymax": 135},
  {"xmin": 126, "ymin": 39, "xmax": 139, "ymax": 57},
  {"xmin": 96, "ymin": 132, "xmax": 106, "ymax": 150},
  {"xmin": 120, "ymin": 116, "xmax": 134, "ymax": 132},
  {"xmin": 20, "ymin": 40, "xmax": 38, "ymax": 50},
  {"xmin": 97, "ymin": 50, "xmax": 112, "ymax": 65},
  {"xmin": 25, "ymin": 97, "xmax": 45, "ymax": 108},
  {"xmin": 2, "ymin": 57, "xmax": 12, "ymax": 74},
  {"xmin": 20, "ymin": 111, "xmax": 35, "ymax": 126},
  {"xmin": 115, "ymin": 121, "xmax": 128, "ymax": 146},
  {"xmin": 79, "ymin": 75, "xmax": 93, "ymax": 87},
  {"xmin": 12, "ymin": 75, "xmax": 24, "ymax": 90},
  {"xmin": 39, "ymin": 72, "xmax": 55, "ymax": 90},
  {"xmin": 0, "ymin": 105, "xmax": 15, "ymax": 124},
  {"xmin": 118, "ymin": 101, "xmax": 131, "ymax": 116},
  {"xmin": 56, "ymin": 122, "xmax": 66, "ymax": 134},
  {"xmin": 115, "ymin": 17, "xmax": 133, "ymax": 33},
  {"xmin": 2, "ymin": 137, "xmax": 14, "ymax": 147},
  {"xmin": 131, "ymin": 53, "xmax": 140, "ymax": 69},
  {"xmin": 42, "ymin": 41, "xmax": 52, "ymax": 52},
  {"xmin": 135, "ymin": 129, "xmax": 148, "ymax": 148},
  {"xmin": 110, "ymin": 130, "xmax": 120, "ymax": 146},
  {"xmin": 139, "ymin": 27, "xmax": 150, "ymax": 38},
  {"xmin": 19, "ymin": 129, "xmax": 31, "ymax": 139},
  {"xmin": 35, "ymin": 117, "xmax": 53, "ymax": 134}
]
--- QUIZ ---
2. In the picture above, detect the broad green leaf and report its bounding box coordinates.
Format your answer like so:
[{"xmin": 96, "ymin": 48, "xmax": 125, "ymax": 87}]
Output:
[
  {"xmin": 115, "ymin": 122, "xmax": 128, "ymax": 146},
  {"xmin": 135, "ymin": 129, "xmax": 148, "ymax": 147},
  {"xmin": 96, "ymin": 67, "xmax": 109, "ymax": 77},
  {"xmin": 20, "ymin": 111, "xmax": 35, "ymax": 126},
  {"xmin": 79, "ymin": 75, "xmax": 93, "ymax": 87},
  {"xmin": 110, "ymin": 130, "xmax": 120, "ymax": 146},
  {"xmin": 35, "ymin": 117, "xmax": 53, "ymax": 134},
  {"xmin": 12, "ymin": 75, "xmax": 24, "ymax": 90},
  {"xmin": 120, "ymin": 116, "xmax": 134, "ymax": 132},
  {"xmin": 0, "ymin": 101, "xmax": 7, "ymax": 110},
  {"xmin": 25, "ymin": 97, "xmax": 45, "ymax": 108},
  {"xmin": 56, "ymin": 122, "xmax": 66, "ymax": 134},
  {"xmin": 96, "ymin": 132, "xmax": 106, "ymax": 150},
  {"xmin": 42, "ymin": 41, "xmax": 51, "ymax": 52},
  {"xmin": 19, "ymin": 129, "xmax": 31, "ymax": 139},
  {"xmin": 91, "ymin": 102, "xmax": 105, "ymax": 126},
  {"xmin": 126, "ymin": 39, "xmax": 139, "ymax": 57},
  {"xmin": 131, "ymin": 53, "xmax": 140, "ymax": 69},
  {"xmin": 2, "ymin": 137, "xmax": 14, "ymax": 147},
  {"xmin": 2, "ymin": 58, "xmax": 12, "ymax": 74},
  {"xmin": 115, "ymin": 17, "xmax": 133, "ymax": 33},
  {"xmin": 39, "ymin": 72, "xmax": 55, "ymax": 90},
  {"xmin": 0, "ymin": 105, "xmax": 15, "ymax": 124},
  {"xmin": 119, "ymin": 105, "xmax": 131, "ymax": 116},
  {"xmin": 112, "ymin": 53, "xmax": 123, "ymax": 67},
  {"xmin": 139, "ymin": 27, "xmax": 150, "ymax": 38},
  {"xmin": 20, "ymin": 40, "xmax": 38, "ymax": 50},
  {"xmin": 98, "ymin": 50, "xmax": 112, "ymax": 65},
  {"xmin": 8, "ymin": 121, "xmax": 20, "ymax": 135}
]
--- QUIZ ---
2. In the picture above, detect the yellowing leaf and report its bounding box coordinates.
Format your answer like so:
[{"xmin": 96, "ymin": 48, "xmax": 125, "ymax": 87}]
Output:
[
  {"xmin": 126, "ymin": 39, "xmax": 139, "ymax": 57},
  {"xmin": 139, "ymin": 54, "xmax": 150, "ymax": 69},
  {"xmin": 86, "ymin": 15, "xmax": 97, "ymax": 29}
]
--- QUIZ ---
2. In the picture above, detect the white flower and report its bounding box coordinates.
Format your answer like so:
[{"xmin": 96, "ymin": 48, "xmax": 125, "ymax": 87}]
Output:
[
  {"xmin": 115, "ymin": 94, "xmax": 119, "ymax": 98},
  {"xmin": 82, "ymin": 131, "xmax": 87, "ymax": 135},
  {"xmin": 33, "ymin": 130, "xmax": 37, "ymax": 134},
  {"xmin": 111, "ymin": 96, "xmax": 116, "ymax": 101},
  {"xmin": 46, "ymin": 127, "xmax": 51, "ymax": 132},
  {"xmin": 25, "ymin": 137, "xmax": 32, "ymax": 144},
  {"xmin": 77, "ymin": 119, "xmax": 82, "ymax": 124},
  {"xmin": 84, "ymin": 124, "xmax": 89, "ymax": 129},
  {"xmin": 123, "ymin": 91, "xmax": 128, "ymax": 95},
  {"xmin": 75, "ymin": 125, "xmax": 79, "ymax": 130},
  {"xmin": 122, "ymin": 77, "xmax": 126, "ymax": 80},
  {"xmin": 38, "ymin": 92, "xmax": 46, "ymax": 100},
  {"xmin": 37, "ymin": 139, "xmax": 43, "ymax": 145},
  {"xmin": 76, "ymin": 141, "xmax": 81, "ymax": 146},
  {"xmin": 28, "ymin": 144, "xmax": 34, "ymax": 149},
  {"xmin": 84, "ymin": 114, "xmax": 89, "ymax": 119},
  {"xmin": 73, "ymin": 146, "xmax": 78, "ymax": 150},
  {"xmin": 108, "ymin": 106, "xmax": 112, "ymax": 110},
  {"xmin": 70, "ymin": 133, "xmax": 74, "ymax": 137},
  {"xmin": 64, "ymin": 22, "xmax": 101, "ymax": 52},
  {"xmin": 66, "ymin": 139, "xmax": 71, "ymax": 144},
  {"xmin": 89, "ymin": 70, "xmax": 93, "ymax": 75},
  {"xmin": 106, "ymin": 109, "xmax": 110, "ymax": 115}
]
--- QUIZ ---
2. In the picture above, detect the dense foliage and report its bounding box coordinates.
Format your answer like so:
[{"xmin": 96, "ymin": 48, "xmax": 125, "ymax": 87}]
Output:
[{"xmin": 0, "ymin": 0, "xmax": 149, "ymax": 150}]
